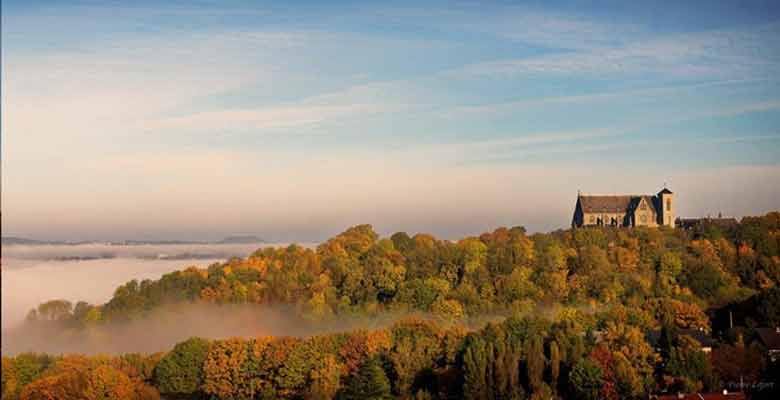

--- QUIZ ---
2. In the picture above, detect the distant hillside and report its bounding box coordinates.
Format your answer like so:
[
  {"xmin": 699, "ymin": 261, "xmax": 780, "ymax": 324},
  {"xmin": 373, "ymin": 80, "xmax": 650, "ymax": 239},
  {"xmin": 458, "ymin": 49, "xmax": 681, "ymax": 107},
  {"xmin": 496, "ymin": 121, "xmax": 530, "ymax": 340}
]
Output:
[
  {"xmin": 1, "ymin": 237, "xmax": 65, "ymax": 245},
  {"xmin": 2, "ymin": 236, "xmax": 267, "ymax": 246},
  {"xmin": 112, "ymin": 240, "xmax": 205, "ymax": 246},
  {"xmin": 218, "ymin": 235, "xmax": 266, "ymax": 244}
]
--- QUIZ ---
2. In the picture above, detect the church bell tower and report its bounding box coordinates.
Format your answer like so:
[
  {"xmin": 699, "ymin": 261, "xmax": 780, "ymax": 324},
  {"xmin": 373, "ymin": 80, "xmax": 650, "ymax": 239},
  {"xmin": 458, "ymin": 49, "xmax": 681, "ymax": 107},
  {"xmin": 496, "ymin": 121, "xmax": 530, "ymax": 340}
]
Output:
[{"xmin": 658, "ymin": 187, "xmax": 674, "ymax": 227}]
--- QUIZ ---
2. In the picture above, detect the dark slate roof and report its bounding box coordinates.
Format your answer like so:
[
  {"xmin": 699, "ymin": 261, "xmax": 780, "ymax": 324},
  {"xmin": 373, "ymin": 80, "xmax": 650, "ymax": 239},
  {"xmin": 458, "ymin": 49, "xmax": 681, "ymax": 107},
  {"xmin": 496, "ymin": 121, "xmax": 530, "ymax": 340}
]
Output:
[
  {"xmin": 679, "ymin": 329, "xmax": 716, "ymax": 347},
  {"xmin": 579, "ymin": 194, "xmax": 657, "ymax": 214},
  {"xmin": 579, "ymin": 195, "xmax": 635, "ymax": 213},
  {"xmin": 659, "ymin": 188, "xmax": 673, "ymax": 195},
  {"xmin": 756, "ymin": 327, "xmax": 780, "ymax": 349}
]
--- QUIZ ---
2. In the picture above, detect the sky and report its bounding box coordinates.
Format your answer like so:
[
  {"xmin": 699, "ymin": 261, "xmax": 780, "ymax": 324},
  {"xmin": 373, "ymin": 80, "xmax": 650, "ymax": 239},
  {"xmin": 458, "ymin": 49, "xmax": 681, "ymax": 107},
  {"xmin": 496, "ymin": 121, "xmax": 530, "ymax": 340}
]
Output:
[{"xmin": 2, "ymin": 0, "xmax": 780, "ymax": 242}]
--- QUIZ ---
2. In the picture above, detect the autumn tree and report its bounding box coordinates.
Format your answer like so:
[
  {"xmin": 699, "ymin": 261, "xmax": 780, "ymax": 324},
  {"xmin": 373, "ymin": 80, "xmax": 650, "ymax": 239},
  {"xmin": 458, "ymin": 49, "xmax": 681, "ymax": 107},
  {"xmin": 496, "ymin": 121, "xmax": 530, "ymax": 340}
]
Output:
[
  {"xmin": 388, "ymin": 319, "xmax": 443, "ymax": 396},
  {"xmin": 569, "ymin": 358, "xmax": 603, "ymax": 400},
  {"xmin": 202, "ymin": 338, "xmax": 251, "ymax": 399}
]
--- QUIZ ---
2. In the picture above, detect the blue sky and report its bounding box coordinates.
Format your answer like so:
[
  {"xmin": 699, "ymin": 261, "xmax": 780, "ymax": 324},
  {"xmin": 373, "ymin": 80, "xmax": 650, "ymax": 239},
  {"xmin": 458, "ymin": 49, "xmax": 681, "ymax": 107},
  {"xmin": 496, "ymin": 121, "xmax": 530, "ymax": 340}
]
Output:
[{"xmin": 2, "ymin": 0, "xmax": 780, "ymax": 241}]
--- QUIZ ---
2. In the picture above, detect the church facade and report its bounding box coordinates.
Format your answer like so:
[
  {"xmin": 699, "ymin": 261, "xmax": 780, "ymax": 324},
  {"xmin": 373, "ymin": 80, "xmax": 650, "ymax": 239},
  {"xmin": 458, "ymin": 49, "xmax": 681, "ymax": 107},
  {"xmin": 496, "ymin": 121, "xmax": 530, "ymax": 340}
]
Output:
[{"xmin": 572, "ymin": 188, "xmax": 675, "ymax": 228}]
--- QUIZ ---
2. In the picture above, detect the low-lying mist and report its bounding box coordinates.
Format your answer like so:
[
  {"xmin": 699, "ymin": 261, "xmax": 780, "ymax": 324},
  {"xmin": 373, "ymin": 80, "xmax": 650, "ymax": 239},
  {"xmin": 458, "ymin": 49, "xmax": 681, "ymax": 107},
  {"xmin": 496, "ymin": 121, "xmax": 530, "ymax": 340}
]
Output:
[
  {"xmin": 1, "ymin": 243, "xmax": 430, "ymax": 357},
  {"xmin": 1, "ymin": 257, "xmax": 221, "ymax": 331},
  {"xmin": 1, "ymin": 303, "xmax": 427, "ymax": 356},
  {"xmin": 2, "ymin": 242, "xmax": 298, "ymax": 262},
  {"xmin": 1, "ymin": 243, "xmax": 310, "ymax": 330},
  {"xmin": 1, "ymin": 243, "xmax": 494, "ymax": 356}
]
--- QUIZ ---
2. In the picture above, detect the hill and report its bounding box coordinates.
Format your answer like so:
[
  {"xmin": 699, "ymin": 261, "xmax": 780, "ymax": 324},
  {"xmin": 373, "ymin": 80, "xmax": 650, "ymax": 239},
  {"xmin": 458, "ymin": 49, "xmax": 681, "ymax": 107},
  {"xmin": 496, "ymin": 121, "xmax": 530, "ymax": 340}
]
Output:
[
  {"xmin": 6, "ymin": 211, "xmax": 780, "ymax": 400},
  {"xmin": 1, "ymin": 237, "xmax": 65, "ymax": 245},
  {"xmin": 217, "ymin": 235, "xmax": 266, "ymax": 244}
]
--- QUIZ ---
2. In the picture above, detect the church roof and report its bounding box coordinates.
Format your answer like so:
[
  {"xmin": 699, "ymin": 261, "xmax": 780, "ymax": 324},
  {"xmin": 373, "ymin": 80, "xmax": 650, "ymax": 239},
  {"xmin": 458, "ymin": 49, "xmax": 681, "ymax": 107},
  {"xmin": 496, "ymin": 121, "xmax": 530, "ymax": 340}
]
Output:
[
  {"xmin": 658, "ymin": 188, "xmax": 673, "ymax": 195},
  {"xmin": 579, "ymin": 195, "xmax": 634, "ymax": 213},
  {"xmin": 579, "ymin": 195, "xmax": 658, "ymax": 214}
]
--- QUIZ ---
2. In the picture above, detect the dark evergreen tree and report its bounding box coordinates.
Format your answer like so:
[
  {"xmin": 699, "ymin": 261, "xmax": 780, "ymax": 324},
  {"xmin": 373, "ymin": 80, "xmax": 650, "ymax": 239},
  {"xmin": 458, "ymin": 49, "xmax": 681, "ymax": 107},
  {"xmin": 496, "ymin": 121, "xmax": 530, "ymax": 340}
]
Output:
[{"xmin": 341, "ymin": 357, "xmax": 391, "ymax": 400}]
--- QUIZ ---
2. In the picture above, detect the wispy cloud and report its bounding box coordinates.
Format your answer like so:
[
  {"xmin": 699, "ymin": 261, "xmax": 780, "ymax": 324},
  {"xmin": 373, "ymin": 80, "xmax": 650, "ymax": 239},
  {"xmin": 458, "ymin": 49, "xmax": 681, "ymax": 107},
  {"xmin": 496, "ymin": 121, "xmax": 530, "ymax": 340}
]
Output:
[
  {"xmin": 456, "ymin": 8, "xmax": 646, "ymax": 51},
  {"xmin": 3, "ymin": 1, "xmax": 779, "ymax": 240},
  {"xmin": 150, "ymin": 103, "xmax": 387, "ymax": 131},
  {"xmin": 449, "ymin": 79, "xmax": 762, "ymax": 117},
  {"xmin": 400, "ymin": 128, "xmax": 619, "ymax": 162},
  {"xmin": 459, "ymin": 23, "xmax": 780, "ymax": 78},
  {"xmin": 366, "ymin": 5, "xmax": 646, "ymax": 51}
]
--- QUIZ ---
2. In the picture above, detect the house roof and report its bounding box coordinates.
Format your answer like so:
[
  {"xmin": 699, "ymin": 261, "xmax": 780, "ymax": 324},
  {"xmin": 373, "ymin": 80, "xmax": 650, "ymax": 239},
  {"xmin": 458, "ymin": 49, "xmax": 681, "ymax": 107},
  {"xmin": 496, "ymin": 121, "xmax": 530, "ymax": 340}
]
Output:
[
  {"xmin": 679, "ymin": 329, "xmax": 716, "ymax": 347},
  {"xmin": 646, "ymin": 328, "xmax": 715, "ymax": 348},
  {"xmin": 659, "ymin": 188, "xmax": 673, "ymax": 195},
  {"xmin": 756, "ymin": 327, "xmax": 780, "ymax": 349},
  {"xmin": 579, "ymin": 195, "xmax": 657, "ymax": 214}
]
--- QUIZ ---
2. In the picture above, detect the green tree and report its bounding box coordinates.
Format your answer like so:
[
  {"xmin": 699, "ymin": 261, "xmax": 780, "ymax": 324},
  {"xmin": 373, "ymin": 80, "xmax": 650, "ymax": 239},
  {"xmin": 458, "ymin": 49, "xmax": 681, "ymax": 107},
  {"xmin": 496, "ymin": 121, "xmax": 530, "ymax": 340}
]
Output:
[
  {"xmin": 388, "ymin": 319, "xmax": 442, "ymax": 396},
  {"xmin": 613, "ymin": 352, "xmax": 643, "ymax": 398},
  {"xmin": 154, "ymin": 337, "xmax": 210, "ymax": 397},
  {"xmin": 461, "ymin": 335, "xmax": 488, "ymax": 400},
  {"xmin": 340, "ymin": 357, "xmax": 391, "ymax": 400},
  {"xmin": 36, "ymin": 299, "xmax": 73, "ymax": 321},
  {"xmin": 5, "ymin": 353, "xmax": 54, "ymax": 399}
]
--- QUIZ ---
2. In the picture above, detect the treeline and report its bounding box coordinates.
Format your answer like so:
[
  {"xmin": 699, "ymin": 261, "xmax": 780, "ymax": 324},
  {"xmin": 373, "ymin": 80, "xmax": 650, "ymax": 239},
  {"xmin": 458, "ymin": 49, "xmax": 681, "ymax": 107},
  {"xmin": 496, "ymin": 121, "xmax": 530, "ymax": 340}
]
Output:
[
  {"xmin": 26, "ymin": 212, "xmax": 780, "ymax": 327},
  {"xmin": 5, "ymin": 313, "xmax": 777, "ymax": 399},
  {"xmin": 2, "ymin": 352, "xmax": 160, "ymax": 400},
  {"xmin": 6, "ymin": 211, "xmax": 780, "ymax": 399}
]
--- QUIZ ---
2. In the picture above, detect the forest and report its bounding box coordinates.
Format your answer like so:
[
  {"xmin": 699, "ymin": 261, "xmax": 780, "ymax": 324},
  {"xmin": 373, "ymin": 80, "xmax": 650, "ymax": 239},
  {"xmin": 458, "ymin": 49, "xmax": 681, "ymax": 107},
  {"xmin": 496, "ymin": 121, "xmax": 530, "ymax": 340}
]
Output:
[{"xmin": 3, "ymin": 212, "xmax": 780, "ymax": 399}]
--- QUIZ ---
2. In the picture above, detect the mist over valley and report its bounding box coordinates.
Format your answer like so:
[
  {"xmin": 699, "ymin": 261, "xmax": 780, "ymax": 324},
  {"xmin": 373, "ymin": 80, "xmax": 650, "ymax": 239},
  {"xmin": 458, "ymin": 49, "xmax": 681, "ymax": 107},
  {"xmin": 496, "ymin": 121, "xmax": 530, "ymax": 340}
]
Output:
[{"xmin": 0, "ymin": 242, "xmax": 312, "ymax": 331}]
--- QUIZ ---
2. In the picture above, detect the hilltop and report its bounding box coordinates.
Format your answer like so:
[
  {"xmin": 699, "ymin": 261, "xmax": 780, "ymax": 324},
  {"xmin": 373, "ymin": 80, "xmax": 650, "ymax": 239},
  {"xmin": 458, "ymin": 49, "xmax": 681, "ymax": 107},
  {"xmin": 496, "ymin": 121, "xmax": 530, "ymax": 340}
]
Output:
[{"xmin": 5, "ymin": 211, "xmax": 780, "ymax": 399}]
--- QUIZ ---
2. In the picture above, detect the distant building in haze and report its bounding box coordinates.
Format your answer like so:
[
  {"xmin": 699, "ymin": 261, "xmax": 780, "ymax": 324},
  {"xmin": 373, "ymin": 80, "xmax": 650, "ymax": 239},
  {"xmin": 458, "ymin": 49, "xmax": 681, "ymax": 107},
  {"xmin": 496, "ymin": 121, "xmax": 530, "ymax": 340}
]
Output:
[{"xmin": 572, "ymin": 187, "xmax": 675, "ymax": 228}]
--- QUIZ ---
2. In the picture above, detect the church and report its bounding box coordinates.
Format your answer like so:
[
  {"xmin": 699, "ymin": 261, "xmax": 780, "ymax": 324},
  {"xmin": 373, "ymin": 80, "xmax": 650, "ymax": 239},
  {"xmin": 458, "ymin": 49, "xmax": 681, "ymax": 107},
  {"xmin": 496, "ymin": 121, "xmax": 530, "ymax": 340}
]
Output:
[{"xmin": 572, "ymin": 188, "xmax": 675, "ymax": 228}]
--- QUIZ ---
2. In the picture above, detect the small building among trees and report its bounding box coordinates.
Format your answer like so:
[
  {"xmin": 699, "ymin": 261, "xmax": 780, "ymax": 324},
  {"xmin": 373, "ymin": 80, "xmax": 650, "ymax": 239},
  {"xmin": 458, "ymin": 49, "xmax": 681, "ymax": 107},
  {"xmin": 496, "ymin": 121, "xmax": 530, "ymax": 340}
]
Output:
[
  {"xmin": 755, "ymin": 327, "xmax": 780, "ymax": 363},
  {"xmin": 676, "ymin": 214, "xmax": 740, "ymax": 231}
]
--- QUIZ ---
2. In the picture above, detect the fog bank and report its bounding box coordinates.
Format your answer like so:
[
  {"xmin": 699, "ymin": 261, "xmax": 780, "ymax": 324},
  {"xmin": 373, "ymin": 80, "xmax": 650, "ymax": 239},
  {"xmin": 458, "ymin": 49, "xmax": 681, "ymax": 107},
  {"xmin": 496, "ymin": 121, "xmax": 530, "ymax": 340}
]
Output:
[
  {"xmin": 2, "ymin": 242, "xmax": 279, "ymax": 262},
  {"xmin": 1, "ymin": 243, "xmax": 310, "ymax": 330},
  {"xmin": 1, "ymin": 303, "xmax": 424, "ymax": 356}
]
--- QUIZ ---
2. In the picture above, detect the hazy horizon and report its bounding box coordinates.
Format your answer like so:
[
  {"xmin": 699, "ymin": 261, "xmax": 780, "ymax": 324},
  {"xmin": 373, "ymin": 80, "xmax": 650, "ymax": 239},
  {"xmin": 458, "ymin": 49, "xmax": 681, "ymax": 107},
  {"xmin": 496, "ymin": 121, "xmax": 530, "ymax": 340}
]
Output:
[{"xmin": 3, "ymin": 0, "xmax": 780, "ymax": 242}]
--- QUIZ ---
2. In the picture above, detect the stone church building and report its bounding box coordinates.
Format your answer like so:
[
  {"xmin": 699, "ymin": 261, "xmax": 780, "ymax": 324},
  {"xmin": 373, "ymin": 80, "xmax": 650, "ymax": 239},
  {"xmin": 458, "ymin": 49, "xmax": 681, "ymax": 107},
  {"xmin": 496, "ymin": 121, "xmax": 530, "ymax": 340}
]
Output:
[{"xmin": 572, "ymin": 188, "xmax": 675, "ymax": 228}]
